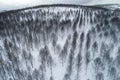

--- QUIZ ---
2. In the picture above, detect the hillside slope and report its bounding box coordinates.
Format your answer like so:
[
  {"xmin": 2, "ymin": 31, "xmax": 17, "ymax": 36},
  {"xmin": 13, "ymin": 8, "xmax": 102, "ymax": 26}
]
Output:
[{"xmin": 0, "ymin": 4, "xmax": 120, "ymax": 80}]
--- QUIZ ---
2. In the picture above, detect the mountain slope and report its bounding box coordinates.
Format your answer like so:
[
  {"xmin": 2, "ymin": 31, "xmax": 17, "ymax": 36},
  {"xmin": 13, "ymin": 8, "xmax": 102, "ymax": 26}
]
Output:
[
  {"xmin": 0, "ymin": 4, "xmax": 120, "ymax": 80},
  {"xmin": 94, "ymin": 4, "xmax": 120, "ymax": 10}
]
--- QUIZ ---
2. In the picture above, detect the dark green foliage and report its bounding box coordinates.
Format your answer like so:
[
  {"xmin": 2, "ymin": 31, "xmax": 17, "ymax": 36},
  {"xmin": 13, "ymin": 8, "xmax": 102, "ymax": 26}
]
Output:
[
  {"xmin": 85, "ymin": 51, "xmax": 90, "ymax": 70},
  {"xmin": 72, "ymin": 31, "xmax": 78, "ymax": 49},
  {"xmin": 76, "ymin": 52, "xmax": 82, "ymax": 80},
  {"xmin": 32, "ymin": 69, "xmax": 39, "ymax": 80},
  {"xmin": 63, "ymin": 74, "xmax": 70, "ymax": 80},
  {"xmin": 49, "ymin": 76, "xmax": 54, "ymax": 80},
  {"xmin": 86, "ymin": 31, "xmax": 91, "ymax": 50},
  {"xmin": 94, "ymin": 57, "xmax": 104, "ymax": 71},
  {"xmin": 92, "ymin": 41, "xmax": 98, "ymax": 51},
  {"xmin": 96, "ymin": 72, "xmax": 104, "ymax": 80},
  {"xmin": 80, "ymin": 32, "xmax": 84, "ymax": 48},
  {"xmin": 67, "ymin": 49, "xmax": 74, "ymax": 79},
  {"xmin": 72, "ymin": 10, "xmax": 80, "ymax": 31},
  {"xmin": 59, "ymin": 37, "xmax": 69, "ymax": 65},
  {"xmin": 108, "ymin": 67, "xmax": 116, "ymax": 79}
]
